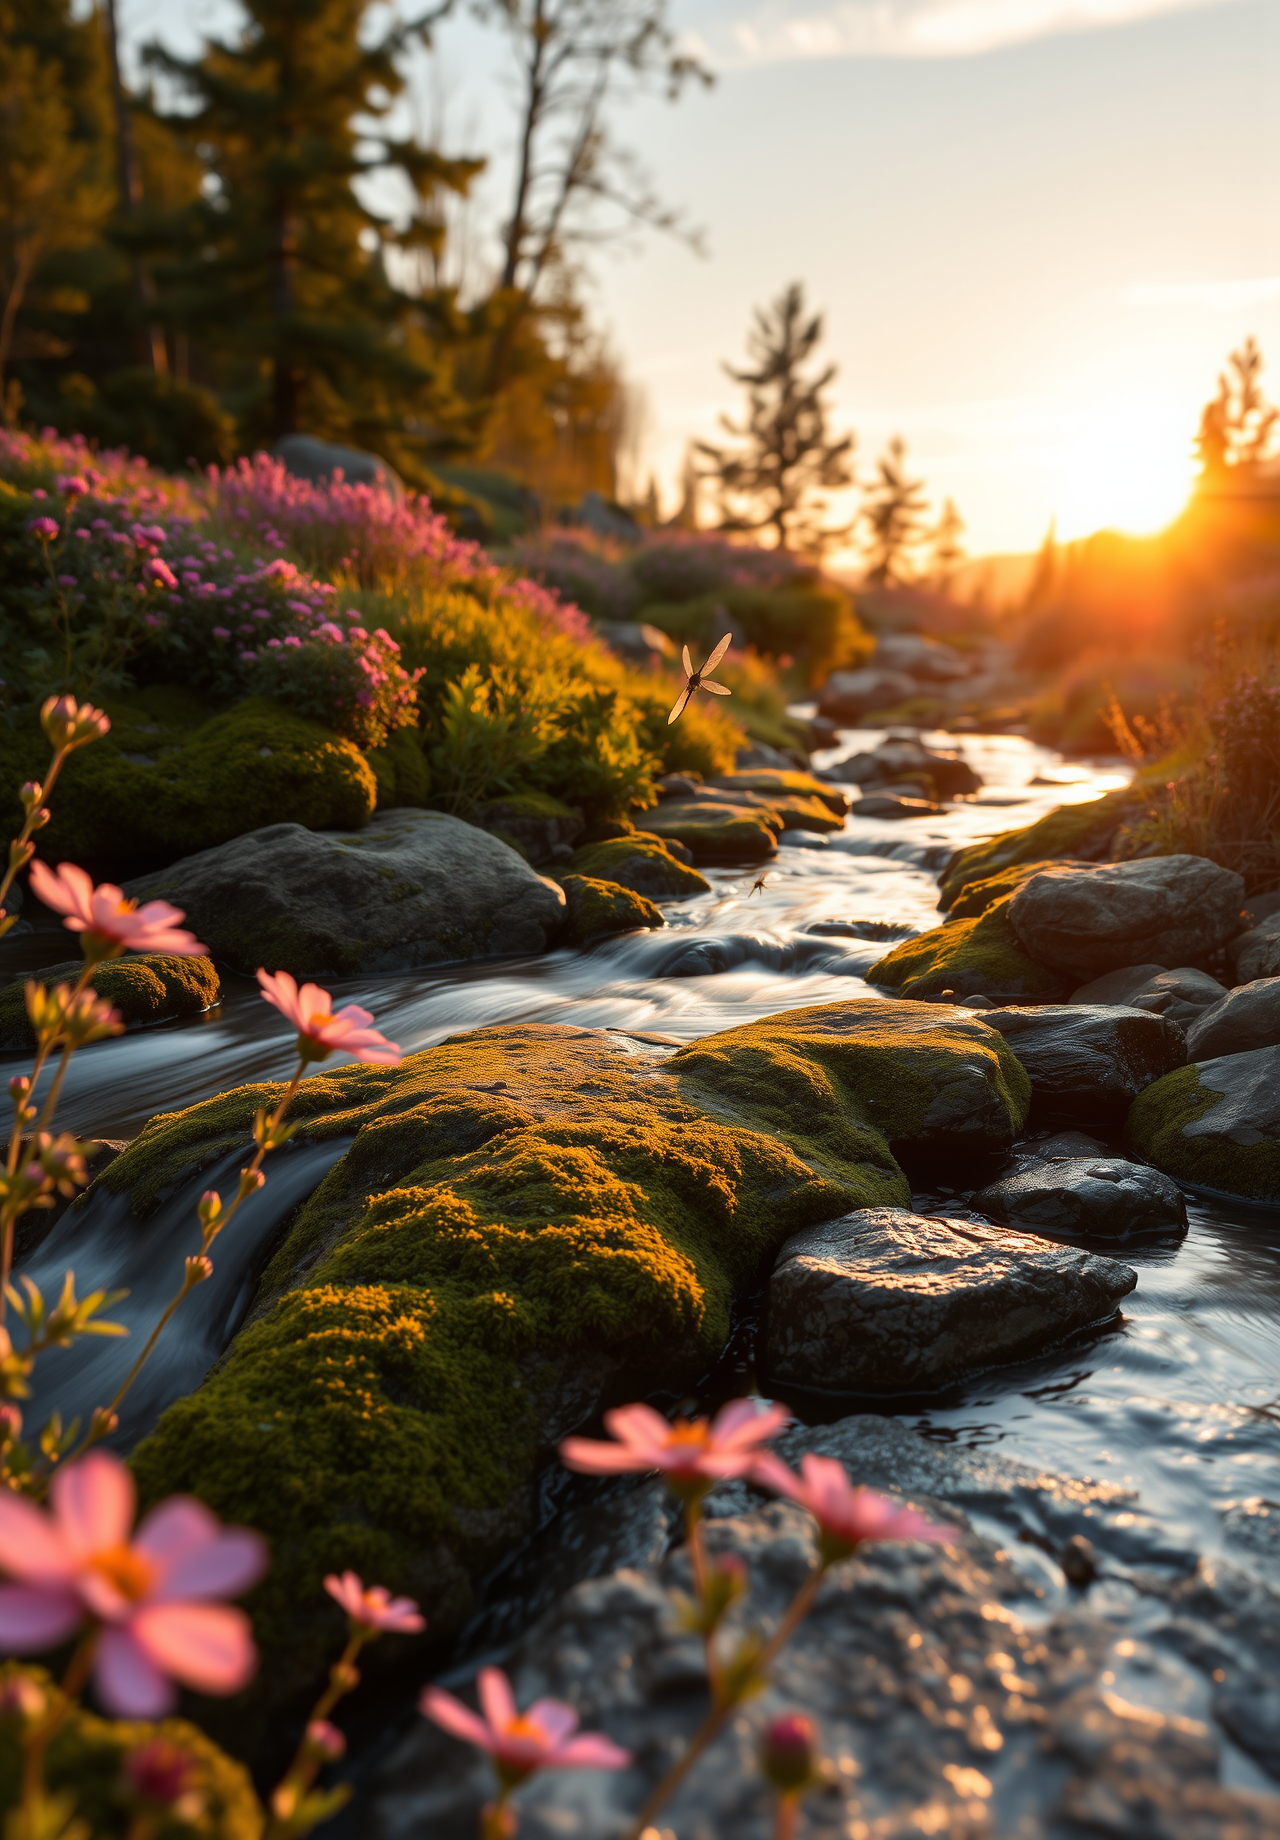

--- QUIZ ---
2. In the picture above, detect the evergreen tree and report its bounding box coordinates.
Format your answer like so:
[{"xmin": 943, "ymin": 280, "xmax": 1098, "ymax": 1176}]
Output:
[
  {"xmin": 146, "ymin": 0, "xmax": 484, "ymax": 468},
  {"xmin": 927, "ymin": 496, "xmax": 965, "ymax": 589},
  {"xmin": 861, "ymin": 436, "xmax": 929, "ymax": 585},
  {"xmin": 1196, "ymin": 336, "xmax": 1278, "ymax": 482},
  {"xmin": 697, "ymin": 281, "xmax": 855, "ymax": 554}
]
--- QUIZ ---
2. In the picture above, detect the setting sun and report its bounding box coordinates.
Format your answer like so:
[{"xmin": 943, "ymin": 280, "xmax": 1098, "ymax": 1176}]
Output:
[{"xmin": 1049, "ymin": 398, "xmax": 1201, "ymax": 541}]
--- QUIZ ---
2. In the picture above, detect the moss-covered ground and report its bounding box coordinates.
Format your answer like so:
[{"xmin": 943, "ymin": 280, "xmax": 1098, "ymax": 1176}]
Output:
[
  {"xmin": 559, "ymin": 875, "xmax": 663, "ymax": 942},
  {"xmin": 937, "ymin": 789, "xmax": 1140, "ymax": 911},
  {"xmin": 1126, "ymin": 1063, "xmax": 1280, "ymax": 1200},
  {"xmin": 865, "ymin": 898, "xmax": 1070, "ymax": 1002},
  {"xmin": 0, "ymin": 954, "xmax": 219, "ymax": 1050},
  {"xmin": 118, "ymin": 1004, "xmax": 1027, "ymax": 1735}
]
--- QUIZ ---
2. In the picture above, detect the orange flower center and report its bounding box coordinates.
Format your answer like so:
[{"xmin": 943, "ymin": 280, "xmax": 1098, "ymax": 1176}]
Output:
[
  {"xmin": 88, "ymin": 1542, "xmax": 154, "ymax": 1602},
  {"xmin": 664, "ymin": 1419, "xmax": 711, "ymax": 1454}
]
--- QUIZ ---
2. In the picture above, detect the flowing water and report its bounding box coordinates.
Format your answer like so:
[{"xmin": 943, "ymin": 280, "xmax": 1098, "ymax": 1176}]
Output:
[{"xmin": 7, "ymin": 728, "xmax": 1280, "ymax": 1608}]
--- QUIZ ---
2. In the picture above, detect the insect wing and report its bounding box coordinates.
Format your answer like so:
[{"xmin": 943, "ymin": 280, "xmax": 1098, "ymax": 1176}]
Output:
[
  {"xmin": 682, "ymin": 644, "xmax": 694, "ymax": 678},
  {"xmin": 705, "ymin": 632, "xmax": 732, "ymax": 672},
  {"xmin": 667, "ymin": 685, "xmax": 693, "ymax": 725},
  {"xmin": 703, "ymin": 680, "xmax": 732, "ymax": 695}
]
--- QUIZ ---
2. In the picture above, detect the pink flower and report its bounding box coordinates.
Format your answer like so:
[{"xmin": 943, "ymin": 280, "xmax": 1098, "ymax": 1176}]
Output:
[
  {"xmin": 143, "ymin": 558, "xmax": 178, "ymax": 591},
  {"xmin": 324, "ymin": 1570, "xmax": 424, "ymax": 1633},
  {"xmin": 29, "ymin": 861, "xmax": 208, "ymax": 959},
  {"xmin": 55, "ymin": 475, "xmax": 90, "ymax": 497},
  {"xmin": 30, "ymin": 517, "xmax": 59, "ymax": 541},
  {"xmin": 420, "ymin": 1667, "xmax": 630, "ymax": 1789},
  {"xmin": 256, "ymin": 969, "xmax": 401, "ymax": 1065},
  {"xmin": 0, "ymin": 1449, "xmax": 266, "ymax": 1716},
  {"xmin": 751, "ymin": 1453, "xmax": 954, "ymax": 1566},
  {"xmin": 212, "ymin": 626, "xmax": 231, "ymax": 640},
  {"xmin": 561, "ymin": 1398, "xmax": 790, "ymax": 1502}
]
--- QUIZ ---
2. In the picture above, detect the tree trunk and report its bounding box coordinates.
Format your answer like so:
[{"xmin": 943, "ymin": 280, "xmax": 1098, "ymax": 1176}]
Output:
[{"xmin": 102, "ymin": 0, "xmax": 167, "ymax": 374}]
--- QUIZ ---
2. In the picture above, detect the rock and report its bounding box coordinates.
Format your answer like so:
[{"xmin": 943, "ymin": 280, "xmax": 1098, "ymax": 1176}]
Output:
[
  {"xmin": 971, "ymin": 1157, "xmax": 1187, "ymax": 1239},
  {"xmin": 977, "ymin": 1004, "xmax": 1187, "ymax": 1127},
  {"xmin": 1127, "ymin": 1046, "xmax": 1280, "ymax": 1202},
  {"xmin": 1187, "ymin": 977, "xmax": 1280, "ymax": 1060},
  {"xmin": 276, "ymin": 431, "xmax": 404, "ymax": 495},
  {"xmin": 867, "ymin": 900, "xmax": 1071, "ymax": 1004},
  {"xmin": 734, "ymin": 740, "xmax": 807, "ymax": 770},
  {"xmin": 654, "ymin": 772, "xmax": 702, "ymax": 799},
  {"xmin": 473, "ymin": 792, "xmax": 583, "ymax": 866},
  {"xmin": 853, "ymin": 791, "xmax": 944, "ymax": 819},
  {"xmin": 824, "ymin": 735, "xmax": 982, "ymax": 800},
  {"xmin": 874, "ymin": 631, "xmax": 970, "ymax": 680},
  {"xmin": 699, "ymin": 785, "xmax": 843, "ymax": 833},
  {"xmin": 1032, "ymin": 1130, "xmax": 1109, "ymax": 1159},
  {"xmin": 565, "ymin": 835, "xmax": 709, "ymax": 898},
  {"xmin": 1244, "ymin": 890, "xmax": 1280, "ymax": 928},
  {"xmin": 0, "ymin": 954, "xmax": 220, "ymax": 1051},
  {"xmin": 949, "ymin": 859, "xmax": 1091, "ymax": 920},
  {"xmin": 1008, "ymin": 856, "xmax": 1245, "ymax": 979},
  {"xmin": 1124, "ymin": 967, "xmax": 1230, "ymax": 1024},
  {"xmin": 937, "ymin": 788, "xmax": 1147, "ymax": 911},
  {"xmin": 636, "ymin": 798, "xmax": 778, "ymax": 864},
  {"xmin": 763, "ymin": 1206, "xmax": 1136, "ymax": 1391},
  {"xmin": 123, "ymin": 811, "xmax": 568, "ymax": 976},
  {"xmin": 816, "ymin": 666, "xmax": 918, "ymax": 720},
  {"xmin": 591, "ymin": 620, "xmax": 673, "ymax": 666},
  {"xmin": 708, "ymin": 768, "xmax": 848, "ymax": 818},
  {"xmin": 1072, "ymin": 964, "xmax": 1169, "ymax": 1005},
  {"xmin": 559, "ymin": 875, "xmax": 663, "ymax": 944},
  {"xmin": 1230, "ymin": 913, "xmax": 1280, "ymax": 983}
]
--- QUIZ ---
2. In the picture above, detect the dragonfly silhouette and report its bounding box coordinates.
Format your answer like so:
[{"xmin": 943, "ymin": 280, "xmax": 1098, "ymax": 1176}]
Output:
[{"xmin": 667, "ymin": 634, "xmax": 733, "ymax": 724}]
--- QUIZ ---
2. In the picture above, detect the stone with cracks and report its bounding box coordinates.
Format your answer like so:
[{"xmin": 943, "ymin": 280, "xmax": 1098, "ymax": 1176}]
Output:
[
  {"xmin": 972, "ymin": 1157, "xmax": 1187, "ymax": 1239},
  {"xmin": 1187, "ymin": 977, "xmax": 1280, "ymax": 1061},
  {"xmin": 1008, "ymin": 855, "xmax": 1245, "ymax": 979},
  {"xmin": 762, "ymin": 1205, "xmax": 1135, "ymax": 1393},
  {"xmin": 975, "ymin": 1003, "xmax": 1187, "ymax": 1127}
]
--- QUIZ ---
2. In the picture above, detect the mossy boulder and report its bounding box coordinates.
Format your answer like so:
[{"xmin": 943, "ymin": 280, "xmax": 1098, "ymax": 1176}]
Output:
[
  {"xmin": 1126, "ymin": 1047, "xmax": 1280, "ymax": 1201},
  {"xmin": 0, "ymin": 691, "xmax": 376, "ymax": 879},
  {"xmin": 473, "ymin": 792, "xmax": 583, "ymax": 866},
  {"xmin": 938, "ymin": 789, "xmax": 1143, "ymax": 911},
  {"xmin": 566, "ymin": 835, "xmax": 710, "ymax": 898},
  {"xmin": 866, "ymin": 899, "xmax": 1071, "ymax": 1003},
  {"xmin": 559, "ymin": 875, "xmax": 663, "ymax": 943},
  {"xmin": 639, "ymin": 798, "xmax": 778, "ymax": 864},
  {"xmin": 709, "ymin": 768, "xmax": 848, "ymax": 818},
  {"xmin": 0, "ymin": 1664, "xmax": 262, "ymax": 1840},
  {"xmin": 0, "ymin": 954, "xmax": 219, "ymax": 1050},
  {"xmin": 119, "ymin": 1001, "xmax": 1027, "ymax": 1738},
  {"xmin": 944, "ymin": 859, "xmax": 1088, "ymax": 920},
  {"xmin": 366, "ymin": 726, "xmax": 430, "ymax": 810}
]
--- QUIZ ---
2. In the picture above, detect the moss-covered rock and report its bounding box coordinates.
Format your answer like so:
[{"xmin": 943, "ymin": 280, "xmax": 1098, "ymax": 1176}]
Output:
[
  {"xmin": 366, "ymin": 726, "xmax": 430, "ymax": 810},
  {"xmin": 0, "ymin": 691, "xmax": 376, "ymax": 878},
  {"xmin": 1126, "ymin": 1048, "xmax": 1280, "ymax": 1201},
  {"xmin": 938, "ymin": 789, "xmax": 1143, "ymax": 912},
  {"xmin": 943, "ymin": 860, "xmax": 1089, "ymax": 920},
  {"xmin": 120, "ymin": 1002, "xmax": 1027, "ymax": 1736},
  {"xmin": 473, "ymin": 791, "xmax": 583, "ymax": 866},
  {"xmin": 708, "ymin": 768, "xmax": 848, "ymax": 818},
  {"xmin": 0, "ymin": 1664, "xmax": 262, "ymax": 1840},
  {"xmin": 566, "ymin": 835, "xmax": 710, "ymax": 898},
  {"xmin": 0, "ymin": 954, "xmax": 220, "ymax": 1050},
  {"xmin": 639, "ymin": 798, "xmax": 778, "ymax": 864},
  {"xmin": 559, "ymin": 875, "xmax": 663, "ymax": 943},
  {"xmin": 866, "ymin": 899, "xmax": 1071, "ymax": 1003}
]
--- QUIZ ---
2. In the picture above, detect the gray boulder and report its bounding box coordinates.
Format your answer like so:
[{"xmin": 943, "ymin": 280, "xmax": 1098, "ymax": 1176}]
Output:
[
  {"xmin": 1032, "ymin": 1129, "xmax": 1110, "ymax": 1159},
  {"xmin": 1125, "ymin": 967, "xmax": 1230, "ymax": 1024},
  {"xmin": 874, "ymin": 631, "xmax": 969, "ymax": 680},
  {"xmin": 972, "ymin": 1157, "xmax": 1187, "ymax": 1239},
  {"xmin": 591, "ymin": 620, "xmax": 673, "ymax": 667},
  {"xmin": 1009, "ymin": 855, "xmax": 1245, "ymax": 978},
  {"xmin": 1187, "ymin": 977, "xmax": 1280, "ymax": 1060},
  {"xmin": 816, "ymin": 667, "xmax": 917, "ymax": 720},
  {"xmin": 1128, "ymin": 1044, "xmax": 1280, "ymax": 1203},
  {"xmin": 123, "ymin": 811, "xmax": 566, "ymax": 977},
  {"xmin": 762, "ymin": 1206, "xmax": 1135, "ymax": 1393},
  {"xmin": 275, "ymin": 432, "xmax": 404, "ymax": 497},
  {"xmin": 977, "ymin": 1004, "xmax": 1186, "ymax": 1126},
  {"xmin": 1071, "ymin": 963, "xmax": 1168, "ymax": 1005},
  {"xmin": 1230, "ymin": 912, "xmax": 1280, "ymax": 984},
  {"xmin": 853, "ymin": 790, "xmax": 944, "ymax": 819},
  {"xmin": 825, "ymin": 735, "xmax": 982, "ymax": 798}
]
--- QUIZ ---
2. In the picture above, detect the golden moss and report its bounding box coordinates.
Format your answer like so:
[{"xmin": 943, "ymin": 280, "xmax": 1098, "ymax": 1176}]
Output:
[
  {"xmin": 566, "ymin": 835, "xmax": 710, "ymax": 898},
  {"xmin": 0, "ymin": 954, "xmax": 220, "ymax": 1051},
  {"xmin": 938, "ymin": 789, "xmax": 1140, "ymax": 911},
  {"xmin": 559, "ymin": 875, "xmax": 663, "ymax": 943},
  {"xmin": 865, "ymin": 900, "xmax": 1070, "ymax": 1003}
]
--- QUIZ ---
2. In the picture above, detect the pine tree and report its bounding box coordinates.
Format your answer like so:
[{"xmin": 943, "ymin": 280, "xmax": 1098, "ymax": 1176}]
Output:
[
  {"xmin": 146, "ymin": 0, "xmax": 484, "ymax": 467},
  {"xmin": 697, "ymin": 281, "xmax": 855, "ymax": 554},
  {"xmin": 1196, "ymin": 337, "xmax": 1278, "ymax": 482},
  {"xmin": 861, "ymin": 437, "xmax": 929, "ymax": 586},
  {"xmin": 927, "ymin": 497, "xmax": 965, "ymax": 589}
]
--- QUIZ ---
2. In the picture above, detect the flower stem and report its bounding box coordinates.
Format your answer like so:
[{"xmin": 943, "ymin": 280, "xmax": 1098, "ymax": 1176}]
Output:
[
  {"xmin": 775, "ymin": 1792, "xmax": 799, "ymax": 1840},
  {"xmin": 19, "ymin": 1629, "xmax": 97, "ymax": 1836},
  {"xmin": 264, "ymin": 1629, "xmax": 365, "ymax": 1840}
]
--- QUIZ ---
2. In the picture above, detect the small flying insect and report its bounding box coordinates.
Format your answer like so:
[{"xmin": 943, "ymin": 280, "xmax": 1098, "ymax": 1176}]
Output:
[
  {"xmin": 668, "ymin": 634, "xmax": 733, "ymax": 724},
  {"xmin": 748, "ymin": 874, "xmax": 769, "ymax": 898}
]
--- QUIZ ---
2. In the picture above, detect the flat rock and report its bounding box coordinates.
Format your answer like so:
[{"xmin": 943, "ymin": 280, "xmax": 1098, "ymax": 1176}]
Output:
[
  {"xmin": 1009, "ymin": 855, "xmax": 1245, "ymax": 978},
  {"xmin": 1127, "ymin": 1044, "xmax": 1280, "ymax": 1202},
  {"xmin": 977, "ymin": 1004, "xmax": 1187, "ymax": 1127},
  {"xmin": 853, "ymin": 790, "xmax": 945, "ymax": 818},
  {"xmin": 762, "ymin": 1205, "xmax": 1136, "ymax": 1392},
  {"xmin": 972, "ymin": 1157, "xmax": 1187, "ymax": 1239},
  {"xmin": 1032, "ymin": 1129, "xmax": 1110, "ymax": 1159},
  {"xmin": 123, "ymin": 811, "xmax": 567, "ymax": 976},
  {"xmin": 874, "ymin": 630, "xmax": 970, "ymax": 680},
  {"xmin": 1187, "ymin": 976, "xmax": 1280, "ymax": 1060}
]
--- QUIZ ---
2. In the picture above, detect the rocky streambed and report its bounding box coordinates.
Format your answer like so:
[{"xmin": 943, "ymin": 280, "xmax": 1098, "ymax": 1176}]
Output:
[{"xmin": 5, "ymin": 729, "xmax": 1280, "ymax": 1835}]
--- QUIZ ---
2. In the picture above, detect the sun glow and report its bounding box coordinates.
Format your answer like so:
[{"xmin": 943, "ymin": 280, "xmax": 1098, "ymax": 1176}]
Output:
[{"xmin": 1049, "ymin": 399, "xmax": 1199, "ymax": 542}]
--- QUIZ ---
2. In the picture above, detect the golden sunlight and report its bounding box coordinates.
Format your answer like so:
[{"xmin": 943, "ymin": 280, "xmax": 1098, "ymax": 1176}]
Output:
[{"xmin": 1050, "ymin": 398, "xmax": 1199, "ymax": 541}]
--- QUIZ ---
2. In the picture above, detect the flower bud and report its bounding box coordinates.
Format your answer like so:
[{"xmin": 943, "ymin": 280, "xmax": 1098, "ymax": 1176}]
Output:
[
  {"xmin": 40, "ymin": 693, "xmax": 110, "ymax": 751},
  {"xmin": 0, "ymin": 1673, "xmax": 46, "ymax": 1725},
  {"xmin": 197, "ymin": 1190, "xmax": 222, "ymax": 1228},
  {"xmin": 185, "ymin": 1255, "xmax": 214, "ymax": 1286},
  {"xmin": 8, "ymin": 1076, "xmax": 30, "ymax": 1105},
  {"xmin": 759, "ymin": 1714, "xmax": 819, "ymax": 1794},
  {"xmin": 238, "ymin": 1167, "xmax": 266, "ymax": 1195},
  {"xmin": 0, "ymin": 1401, "xmax": 21, "ymax": 1442},
  {"xmin": 29, "ymin": 517, "xmax": 59, "ymax": 543},
  {"xmin": 304, "ymin": 1719, "xmax": 346, "ymax": 1762},
  {"xmin": 18, "ymin": 782, "xmax": 42, "ymax": 813},
  {"xmin": 124, "ymin": 1738, "xmax": 200, "ymax": 1805}
]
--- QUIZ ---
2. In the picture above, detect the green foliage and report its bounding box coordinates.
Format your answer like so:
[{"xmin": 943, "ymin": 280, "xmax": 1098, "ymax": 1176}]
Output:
[
  {"xmin": 0, "ymin": 953, "xmax": 219, "ymax": 1049},
  {"xmin": 640, "ymin": 580, "xmax": 870, "ymax": 684},
  {"xmin": 866, "ymin": 899, "xmax": 1070, "ymax": 1003},
  {"xmin": 49, "ymin": 369, "xmax": 235, "ymax": 469},
  {"xmin": 366, "ymin": 725, "xmax": 430, "ymax": 809},
  {"xmin": 559, "ymin": 873, "xmax": 663, "ymax": 942}
]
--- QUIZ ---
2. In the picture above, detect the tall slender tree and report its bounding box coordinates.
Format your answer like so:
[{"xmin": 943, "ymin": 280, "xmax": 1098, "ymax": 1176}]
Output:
[{"xmin": 861, "ymin": 437, "xmax": 929, "ymax": 585}]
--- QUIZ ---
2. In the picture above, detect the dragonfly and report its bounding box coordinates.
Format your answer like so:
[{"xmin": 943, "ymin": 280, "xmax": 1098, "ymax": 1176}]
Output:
[
  {"xmin": 667, "ymin": 634, "xmax": 733, "ymax": 724},
  {"xmin": 748, "ymin": 875, "xmax": 769, "ymax": 898}
]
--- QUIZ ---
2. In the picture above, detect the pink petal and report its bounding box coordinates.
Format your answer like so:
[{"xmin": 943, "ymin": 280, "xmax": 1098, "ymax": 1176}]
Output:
[
  {"xmin": 133, "ymin": 1496, "xmax": 218, "ymax": 1568},
  {"xmin": 528, "ymin": 1699, "xmax": 578, "ymax": 1743},
  {"xmin": 559, "ymin": 1437, "xmax": 653, "ymax": 1475},
  {"xmin": 715, "ymin": 1400, "xmax": 790, "ymax": 1452},
  {"xmin": 331, "ymin": 1002, "xmax": 375, "ymax": 1030},
  {"xmin": 602, "ymin": 1403, "xmax": 672, "ymax": 1453},
  {"xmin": 0, "ymin": 1584, "xmax": 83, "ymax": 1649},
  {"xmin": 51, "ymin": 1450, "xmax": 135, "ymax": 1560},
  {"xmin": 420, "ymin": 1686, "xmax": 495, "ymax": 1751},
  {"xmin": 0, "ymin": 1490, "xmax": 70, "ymax": 1583},
  {"xmin": 148, "ymin": 1525, "xmax": 266, "ymax": 1602},
  {"xmin": 129, "ymin": 1602, "xmax": 257, "ymax": 1695},
  {"xmin": 477, "ymin": 1667, "xmax": 517, "ymax": 1733},
  {"xmin": 551, "ymin": 1734, "xmax": 632, "ymax": 1771},
  {"xmin": 751, "ymin": 1452, "xmax": 802, "ymax": 1502},
  {"xmin": 324, "ymin": 1571, "xmax": 364, "ymax": 1616},
  {"xmin": 95, "ymin": 1625, "xmax": 175, "ymax": 1717}
]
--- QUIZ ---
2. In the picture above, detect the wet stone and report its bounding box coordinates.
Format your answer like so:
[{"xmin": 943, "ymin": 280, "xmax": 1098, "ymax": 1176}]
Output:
[
  {"xmin": 971, "ymin": 1157, "xmax": 1188, "ymax": 1240},
  {"xmin": 977, "ymin": 1004, "xmax": 1187, "ymax": 1128}
]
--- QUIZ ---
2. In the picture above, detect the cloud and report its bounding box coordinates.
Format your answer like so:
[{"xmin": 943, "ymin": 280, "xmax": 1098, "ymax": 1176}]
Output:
[
  {"xmin": 678, "ymin": 0, "xmax": 1240, "ymax": 62},
  {"xmin": 1123, "ymin": 276, "xmax": 1280, "ymax": 309}
]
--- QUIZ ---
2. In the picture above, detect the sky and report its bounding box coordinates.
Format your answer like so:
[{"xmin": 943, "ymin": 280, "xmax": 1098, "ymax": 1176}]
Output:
[{"xmin": 125, "ymin": 0, "xmax": 1280, "ymax": 557}]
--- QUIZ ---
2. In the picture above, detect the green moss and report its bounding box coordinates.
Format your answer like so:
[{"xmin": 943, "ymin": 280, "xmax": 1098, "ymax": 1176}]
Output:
[
  {"xmin": 710, "ymin": 769, "xmax": 847, "ymax": 818},
  {"xmin": 566, "ymin": 835, "xmax": 710, "ymax": 898},
  {"xmin": 480, "ymin": 790, "xmax": 578, "ymax": 822},
  {"xmin": 944, "ymin": 860, "xmax": 1079, "ymax": 920},
  {"xmin": 938, "ymin": 789, "xmax": 1140, "ymax": 911},
  {"xmin": 559, "ymin": 875, "xmax": 663, "ymax": 943},
  {"xmin": 0, "ymin": 695, "xmax": 375, "ymax": 877},
  {"xmin": 1126, "ymin": 1064, "xmax": 1280, "ymax": 1200},
  {"xmin": 639, "ymin": 800, "xmax": 778, "ymax": 864},
  {"xmin": 866, "ymin": 898, "xmax": 1070, "ymax": 1002},
  {"xmin": 0, "ymin": 954, "xmax": 220, "ymax": 1051},
  {"xmin": 0, "ymin": 1665, "xmax": 262, "ymax": 1840}
]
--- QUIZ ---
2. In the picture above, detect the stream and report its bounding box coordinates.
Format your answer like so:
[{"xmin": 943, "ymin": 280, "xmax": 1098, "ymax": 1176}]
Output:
[{"xmin": 6, "ymin": 725, "xmax": 1280, "ymax": 1796}]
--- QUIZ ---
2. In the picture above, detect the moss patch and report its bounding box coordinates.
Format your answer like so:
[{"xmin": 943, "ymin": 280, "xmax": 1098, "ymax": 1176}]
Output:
[
  {"xmin": 1126, "ymin": 1063, "xmax": 1280, "ymax": 1200},
  {"xmin": 0, "ymin": 1665, "xmax": 262, "ymax": 1840},
  {"xmin": 0, "ymin": 694, "xmax": 375, "ymax": 878},
  {"xmin": 640, "ymin": 799, "xmax": 778, "ymax": 864},
  {"xmin": 944, "ymin": 860, "xmax": 1089, "ymax": 920},
  {"xmin": 0, "ymin": 954, "xmax": 220, "ymax": 1051},
  {"xmin": 567, "ymin": 835, "xmax": 710, "ymax": 898},
  {"xmin": 938, "ymin": 789, "xmax": 1141, "ymax": 911},
  {"xmin": 866, "ymin": 899, "xmax": 1070, "ymax": 1003},
  {"xmin": 710, "ymin": 768, "xmax": 847, "ymax": 817},
  {"xmin": 559, "ymin": 875, "xmax": 663, "ymax": 943}
]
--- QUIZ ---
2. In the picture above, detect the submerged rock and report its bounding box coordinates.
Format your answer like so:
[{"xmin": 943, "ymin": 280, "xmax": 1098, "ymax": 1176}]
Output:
[
  {"xmin": 1127, "ymin": 1045, "xmax": 1280, "ymax": 1202},
  {"xmin": 977, "ymin": 1003, "xmax": 1187, "ymax": 1127},
  {"xmin": 972, "ymin": 1157, "xmax": 1187, "ymax": 1239},
  {"xmin": 0, "ymin": 953, "xmax": 220, "ymax": 1051},
  {"xmin": 1008, "ymin": 856, "xmax": 1245, "ymax": 979},
  {"xmin": 763, "ymin": 1206, "xmax": 1135, "ymax": 1392},
  {"xmin": 1187, "ymin": 977, "xmax": 1280, "ymax": 1060},
  {"xmin": 123, "ymin": 810, "xmax": 568, "ymax": 976},
  {"xmin": 565, "ymin": 834, "xmax": 709, "ymax": 898},
  {"xmin": 853, "ymin": 790, "xmax": 945, "ymax": 819}
]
